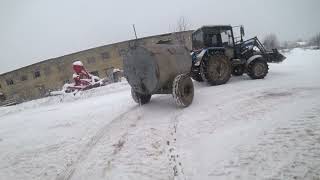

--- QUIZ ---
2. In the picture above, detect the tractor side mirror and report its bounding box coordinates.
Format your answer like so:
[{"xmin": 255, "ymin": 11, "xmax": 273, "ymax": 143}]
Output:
[
  {"xmin": 240, "ymin": 25, "xmax": 245, "ymax": 42},
  {"xmin": 240, "ymin": 26, "xmax": 245, "ymax": 37}
]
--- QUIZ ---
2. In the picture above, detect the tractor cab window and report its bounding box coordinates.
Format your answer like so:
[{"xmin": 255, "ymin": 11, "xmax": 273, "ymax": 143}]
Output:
[
  {"xmin": 193, "ymin": 31, "xmax": 202, "ymax": 42},
  {"xmin": 205, "ymin": 33, "xmax": 222, "ymax": 47},
  {"xmin": 192, "ymin": 31, "xmax": 203, "ymax": 50},
  {"xmin": 211, "ymin": 34, "xmax": 218, "ymax": 46},
  {"xmin": 221, "ymin": 30, "xmax": 233, "ymax": 46}
]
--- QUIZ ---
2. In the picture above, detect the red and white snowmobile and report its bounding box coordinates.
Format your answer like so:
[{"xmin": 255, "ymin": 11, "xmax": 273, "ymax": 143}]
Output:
[{"xmin": 62, "ymin": 61, "xmax": 108, "ymax": 93}]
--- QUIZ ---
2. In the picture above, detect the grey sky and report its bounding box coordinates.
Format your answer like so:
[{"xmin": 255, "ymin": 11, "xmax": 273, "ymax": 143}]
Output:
[{"xmin": 1, "ymin": 0, "xmax": 319, "ymax": 74}]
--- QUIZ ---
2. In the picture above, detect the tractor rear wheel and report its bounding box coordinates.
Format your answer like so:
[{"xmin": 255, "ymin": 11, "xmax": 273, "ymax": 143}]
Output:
[
  {"xmin": 232, "ymin": 65, "xmax": 244, "ymax": 76},
  {"xmin": 247, "ymin": 59, "xmax": 269, "ymax": 79},
  {"xmin": 131, "ymin": 89, "xmax": 151, "ymax": 105},
  {"xmin": 172, "ymin": 74, "xmax": 194, "ymax": 107},
  {"xmin": 200, "ymin": 54, "xmax": 232, "ymax": 85}
]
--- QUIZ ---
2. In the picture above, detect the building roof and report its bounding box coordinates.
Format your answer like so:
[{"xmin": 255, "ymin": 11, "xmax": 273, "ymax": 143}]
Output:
[{"xmin": 0, "ymin": 30, "xmax": 193, "ymax": 77}]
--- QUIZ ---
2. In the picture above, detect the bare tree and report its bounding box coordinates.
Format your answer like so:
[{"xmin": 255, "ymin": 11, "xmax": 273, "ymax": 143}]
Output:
[
  {"xmin": 173, "ymin": 16, "xmax": 191, "ymax": 46},
  {"xmin": 310, "ymin": 33, "xmax": 320, "ymax": 48},
  {"xmin": 175, "ymin": 16, "xmax": 189, "ymax": 32},
  {"xmin": 263, "ymin": 34, "xmax": 280, "ymax": 50},
  {"xmin": 282, "ymin": 41, "xmax": 289, "ymax": 49}
]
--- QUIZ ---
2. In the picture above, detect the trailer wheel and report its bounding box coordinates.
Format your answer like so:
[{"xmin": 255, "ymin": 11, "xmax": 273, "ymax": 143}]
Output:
[
  {"xmin": 247, "ymin": 59, "xmax": 269, "ymax": 79},
  {"xmin": 232, "ymin": 65, "xmax": 244, "ymax": 76},
  {"xmin": 200, "ymin": 54, "xmax": 231, "ymax": 85},
  {"xmin": 131, "ymin": 88, "xmax": 151, "ymax": 105},
  {"xmin": 191, "ymin": 72, "xmax": 204, "ymax": 82},
  {"xmin": 172, "ymin": 74, "xmax": 194, "ymax": 107}
]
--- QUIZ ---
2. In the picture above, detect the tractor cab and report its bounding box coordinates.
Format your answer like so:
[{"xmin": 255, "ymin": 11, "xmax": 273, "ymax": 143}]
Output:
[
  {"xmin": 192, "ymin": 25, "xmax": 235, "ymax": 50},
  {"xmin": 192, "ymin": 25, "xmax": 237, "ymax": 58},
  {"xmin": 191, "ymin": 25, "xmax": 285, "ymax": 62}
]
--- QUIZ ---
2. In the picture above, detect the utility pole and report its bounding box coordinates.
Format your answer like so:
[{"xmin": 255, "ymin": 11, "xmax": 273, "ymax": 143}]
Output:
[{"xmin": 132, "ymin": 24, "xmax": 138, "ymax": 39}]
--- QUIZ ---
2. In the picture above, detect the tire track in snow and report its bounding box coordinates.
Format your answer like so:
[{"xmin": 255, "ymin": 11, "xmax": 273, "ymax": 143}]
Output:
[
  {"xmin": 94, "ymin": 108, "xmax": 187, "ymax": 180},
  {"xmin": 166, "ymin": 112, "xmax": 187, "ymax": 180},
  {"xmin": 96, "ymin": 108, "xmax": 176, "ymax": 180},
  {"xmin": 100, "ymin": 114, "xmax": 145, "ymax": 179},
  {"xmin": 56, "ymin": 106, "xmax": 138, "ymax": 180}
]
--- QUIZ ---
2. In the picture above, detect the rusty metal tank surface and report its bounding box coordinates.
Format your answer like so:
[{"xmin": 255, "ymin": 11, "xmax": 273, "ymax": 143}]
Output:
[{"xmin": 123, "ymin": 44, "xmax": 192, "ymax": 95}]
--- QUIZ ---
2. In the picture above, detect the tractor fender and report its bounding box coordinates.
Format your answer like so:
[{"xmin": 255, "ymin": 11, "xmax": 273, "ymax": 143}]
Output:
[
  {"xmin": 246, "ymin": 55, "xmax": 263, "ymax": 67},
  {"xmin": 193, "ymin": 47, "xmax": 225, "ymax": 66},
  {"xmin": 194, "ymin": 49, "xmax": 208, "ymax": 66}
]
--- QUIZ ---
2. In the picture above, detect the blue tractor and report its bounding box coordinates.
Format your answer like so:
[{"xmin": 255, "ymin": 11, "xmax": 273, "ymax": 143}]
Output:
[{"xmin": 190, "ymin": 25, "xmax": 286, "ymax": 85}]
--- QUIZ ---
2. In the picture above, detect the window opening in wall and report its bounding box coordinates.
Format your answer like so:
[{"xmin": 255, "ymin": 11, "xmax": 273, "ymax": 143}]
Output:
[
  {"xmin": 101, "ymin": 52, "xmax": 110, "ymax": 60},
  {"xmin": 6, "ymin": 79, "xmax": 14, "ymax": 85},
  {"xmin": 20, "ymin": 75, "xmax": 28, "ymax": 81},
  {"xmin": 118, "ymin": 49, "xmax": 127, "ymax": 57},
  {"xmin": 37, "ymin": 85, "xmax": 46, "ymax": 97},
  {"xmin": 34, "ymin": 71, "xmax": 41, "ymax": 78},
  {"xmin": 87, "ymin": 57, "xmax": 96, "ymax": 64}
]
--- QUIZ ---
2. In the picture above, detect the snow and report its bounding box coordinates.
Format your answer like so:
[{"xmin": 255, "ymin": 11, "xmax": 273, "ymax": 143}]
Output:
[
  {"xmin": 73, "ymin": 61, "xmax": 83, "ymax": 66},
  {"xmin": 0, "ymin": 48, "xmax": 320, "ymax": 180},
  {"xmin": 297, "ymin": 41, "xmax": 307, "ymax": 46},
  {"xmin": 113, "ymin": 68, "xmax": 121, "ymax": 73}
]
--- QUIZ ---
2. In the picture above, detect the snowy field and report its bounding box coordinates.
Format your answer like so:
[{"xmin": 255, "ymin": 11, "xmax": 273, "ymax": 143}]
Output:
[{"xmin": 0, "ymin": 48, "xmax": 320, "ymax": 180}]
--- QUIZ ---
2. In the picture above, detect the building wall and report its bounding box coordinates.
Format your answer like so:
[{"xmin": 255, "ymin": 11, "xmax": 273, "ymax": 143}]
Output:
[{"xmin": 0, "ymin": 31, "xmax": 192, "ymax": 103}]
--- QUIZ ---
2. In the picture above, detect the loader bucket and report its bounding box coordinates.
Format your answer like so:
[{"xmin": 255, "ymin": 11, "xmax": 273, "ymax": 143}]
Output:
[{"xmin": 266, "ymin": 49, "xmax": 286, "ymax": 63}]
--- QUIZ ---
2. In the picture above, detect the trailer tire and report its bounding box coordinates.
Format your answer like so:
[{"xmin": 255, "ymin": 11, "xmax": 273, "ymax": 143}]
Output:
[
  {"xmin": 200, "ymin": 54, "xmax": 231, "ymax": 85},
  {"xmin": 131, "ymin": 89, "xmax": 151, "ymax": 105},
  {"xmin": 172, "ymin": 74, "xmax": 194, "ymax": 107},
  {"xmin": 247, "ymin": 59, "xmax": 269, "ymax": 79}
]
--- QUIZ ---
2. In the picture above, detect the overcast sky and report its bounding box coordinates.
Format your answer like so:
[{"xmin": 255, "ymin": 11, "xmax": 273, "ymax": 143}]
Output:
[{"xmin": 0, "ymin": 0, "xmax": 319, "ymax": 74}]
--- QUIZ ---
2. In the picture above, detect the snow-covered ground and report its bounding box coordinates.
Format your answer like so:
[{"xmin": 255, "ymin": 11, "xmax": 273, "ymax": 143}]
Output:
[{"xmin": 0, "ymin": 48, "xmax": 320, "ymax": 180}]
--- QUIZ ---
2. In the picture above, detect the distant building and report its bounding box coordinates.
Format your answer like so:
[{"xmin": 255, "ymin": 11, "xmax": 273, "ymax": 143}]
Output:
[
  {"xmin": 296, "ymin": 41, "xmax": 307, "ymax": 47},
  {"xmin": 0, "ymin": 31, "xmax": 192, "ymax": 105}
]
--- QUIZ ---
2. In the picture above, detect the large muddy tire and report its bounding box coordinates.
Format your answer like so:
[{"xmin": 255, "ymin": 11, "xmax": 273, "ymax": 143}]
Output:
[
  {"xmin": 232, "ymin": 65, "xmax": 244, "ymax": 76},
  {"xmin": 191, "ymin": 71, "xmax": 204, "ymax": 82},
  {"xmin": 200, "ymin": 54, "xmax": 232, "ymax": 85},
  {"xmin": 247, "ymin": 59, "xmax": 269, "ymax": 79},
  {"xmin": 131, "ymin": 89, "xmax": 151, "ymax": 105},
  {"xmin": 172, "ymin": 74, "xmax": 194, "ymax": 107}
]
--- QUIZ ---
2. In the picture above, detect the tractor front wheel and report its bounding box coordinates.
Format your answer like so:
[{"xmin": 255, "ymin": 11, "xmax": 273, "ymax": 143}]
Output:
[{"xmin": 247, "ymin": 59, "xmax": 269, "ymax": 79}]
